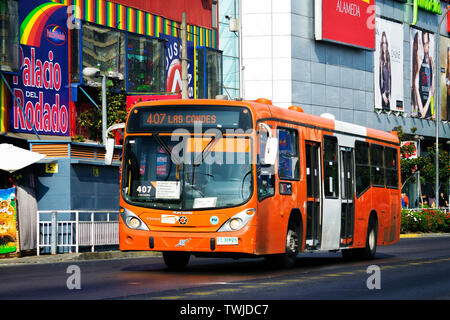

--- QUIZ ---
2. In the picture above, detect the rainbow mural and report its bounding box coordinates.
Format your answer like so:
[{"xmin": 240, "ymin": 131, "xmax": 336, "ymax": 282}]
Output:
[
  {"xmin": 20, "ymin": 2, "xmax": 66, "ymax": 47},
  {"xmin": 51, "ymin": 0, "xmax": 217, "ymax": 49}
]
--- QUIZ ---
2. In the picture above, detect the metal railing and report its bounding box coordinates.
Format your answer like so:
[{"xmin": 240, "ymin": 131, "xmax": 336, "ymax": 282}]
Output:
[{"xmin": 37, "ymin": 210, "xmax": 120, "ymax": 255}]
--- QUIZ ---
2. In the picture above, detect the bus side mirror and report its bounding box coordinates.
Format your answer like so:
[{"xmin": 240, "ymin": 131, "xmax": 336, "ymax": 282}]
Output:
[
  {"xmin": 105, "ymin": 138, "xmax": 115, "ymax": 165},
  {"xmin": 259, "ymin": 122, "xmax": 278, "ymax": 165},
  {"xmin": 104, "ymin": 123, "xmax": 125, "ymax": 165},
  {"xmin": 264, "ymin": 137, "xmax": 278, "ymax": 165}
]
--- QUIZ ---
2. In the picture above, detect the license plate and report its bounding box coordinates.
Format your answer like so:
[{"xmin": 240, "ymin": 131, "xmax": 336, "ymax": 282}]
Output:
[{"xmin": 217, "ymin": 237, "xmax": 238, "ymax": 245}]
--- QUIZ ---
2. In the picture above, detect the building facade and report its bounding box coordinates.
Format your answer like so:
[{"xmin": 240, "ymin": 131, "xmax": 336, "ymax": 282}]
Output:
[{"xmin": 237, "ymin": 0, "xmax": 450, "ymax": 206}]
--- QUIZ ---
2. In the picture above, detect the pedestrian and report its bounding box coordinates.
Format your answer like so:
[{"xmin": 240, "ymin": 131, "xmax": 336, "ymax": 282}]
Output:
[
  {"xmin": 438, "ymin": 193, "xmax": 448, "ymax": 208},
  {"xmin": 401, "ymin": 193, "xmax": 409, "ymax": 208}
]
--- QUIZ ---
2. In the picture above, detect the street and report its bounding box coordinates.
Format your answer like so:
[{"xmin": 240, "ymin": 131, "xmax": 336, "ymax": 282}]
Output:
[{"xmin": 0, "ymin": 236, "xmax": 449, "ymax": 302}]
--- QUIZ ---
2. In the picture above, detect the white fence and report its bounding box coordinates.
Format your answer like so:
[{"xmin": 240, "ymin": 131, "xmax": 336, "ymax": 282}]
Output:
[{"xmin": 37, "ymin": 210, "xmax": 120, "ymax": 255}]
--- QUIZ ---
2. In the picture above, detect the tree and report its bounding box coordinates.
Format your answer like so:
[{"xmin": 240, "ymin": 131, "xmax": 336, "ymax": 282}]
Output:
[
  {"xmin": 78, "ymin": 89, "xmax": 127, "ymax": 142},
  {"xmin": 397, "ymin": 126, "xmax": 449, "ymax": 196}
]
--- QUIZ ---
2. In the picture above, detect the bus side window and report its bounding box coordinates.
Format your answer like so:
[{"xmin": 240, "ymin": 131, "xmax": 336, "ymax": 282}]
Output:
[
  {"xmin": 370, "ymin": 144, "xmax": 385, "ymax": 187},
  {"xmin": 323, "ymin": 136, "xmax": 339, "ymax": 198},
  {"xmin": 278, "ymin": 128, "xmax": 300, "ymax": 180},
  {"xmin": 257, "ymin": 131, "xmax": 275, "ymax": 200},
  {"xmin": 385, "ymin": 147, "xmax": 398, "ymax": 188},
  {"xmin": 355, "ymin": 141, "xmax": 370, "ymax": 197}
]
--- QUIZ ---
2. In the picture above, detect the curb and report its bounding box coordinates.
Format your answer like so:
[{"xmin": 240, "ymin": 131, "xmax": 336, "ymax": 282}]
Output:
[
  {"xmin": 0, "ymin": 250, "xmax": 162, "ymax": 267},
  {"xmin": 400, "ymin": 233, "xmax": 450, "ymax": 239}
]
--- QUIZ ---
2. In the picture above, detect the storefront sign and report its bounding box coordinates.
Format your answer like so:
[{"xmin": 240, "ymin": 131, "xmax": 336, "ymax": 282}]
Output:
[
  {"xmin": 11, "ymin": 1, "xmax": 70, "ymax": 136},
  {"xmin": 417, "ymin": 0, "xmax": 441, "ymax": 14},
  {"xmin": 161, "ymin": 35, "xmax": 195, "ymax": 98},
  {"xmin": 411, "ymin": 0, "xmax": 443, "ymax": 25},
  {"xmin": 314, "ymin": 0, "xmax": 375, "ymax": 50}
]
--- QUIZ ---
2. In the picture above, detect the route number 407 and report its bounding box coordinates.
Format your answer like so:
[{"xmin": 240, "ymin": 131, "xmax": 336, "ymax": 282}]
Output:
[{"xmin": 137, "ymin": 185, "xmax": 152, "ymax": 194}]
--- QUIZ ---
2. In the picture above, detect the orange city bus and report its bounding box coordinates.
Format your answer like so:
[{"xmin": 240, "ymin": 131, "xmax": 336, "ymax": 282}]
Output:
[{"xmin": 109, "ymin": 98, "xmax": 401, "ymax": 269}]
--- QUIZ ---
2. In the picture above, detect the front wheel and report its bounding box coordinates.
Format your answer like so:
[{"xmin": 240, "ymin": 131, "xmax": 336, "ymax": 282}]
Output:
[
  {"xmin": 163, "ymin": 252, "xmax": 190, "ymax": 271},
  {"xmin": 265, "ymin": 221, "xmax": 300, "ymax": 268}
]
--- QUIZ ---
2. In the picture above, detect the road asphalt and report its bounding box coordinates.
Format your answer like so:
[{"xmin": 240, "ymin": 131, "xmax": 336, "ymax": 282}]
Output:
[{"xmin": 0, "ymin": 233, "xmax": 448, "ymax": 267}]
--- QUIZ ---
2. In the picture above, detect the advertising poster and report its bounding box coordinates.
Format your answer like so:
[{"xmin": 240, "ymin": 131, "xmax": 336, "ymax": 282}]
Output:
[
  {"xmin": 315, "ymin": 0, "xmax": 376, "ymax": 50},
  {"xmin": 440, "ymin": 36, "xmax": 450, "ymax": 121},
  {"xmin": 160, "ymin": 34, "xmax": 195, "ymax": 99},
  {"xmin": 374, "ymin": 18, "xmax": 404, "ymax": 112},
  {"xmin": 11, "ymin": 1, "xmax": 70, "ymax": 136},
  {"xmin": 410, "ymin": 28, "xmax": 435, "ymax": 119},
  {"xmin": 0, "ymin": 188, "xmax": 17, "ymax": 254}
]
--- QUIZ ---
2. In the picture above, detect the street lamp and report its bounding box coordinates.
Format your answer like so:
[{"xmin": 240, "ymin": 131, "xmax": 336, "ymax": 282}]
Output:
[
  {"xmin": 435, "ymin": 5, "xmax": 450, "ymax": 208},
  {"xmin": 82, "ymin": 68, "xmax": 124, "ymax": 146}
]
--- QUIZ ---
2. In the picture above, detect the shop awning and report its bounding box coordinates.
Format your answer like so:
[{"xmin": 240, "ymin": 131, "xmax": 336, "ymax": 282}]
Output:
[{"xmin": 0, "ymin": 143, "xmax": 46, "ymax": 173}]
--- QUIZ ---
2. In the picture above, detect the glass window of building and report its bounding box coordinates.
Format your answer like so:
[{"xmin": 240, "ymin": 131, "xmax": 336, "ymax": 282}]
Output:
[
  {"xmin": 71, "ymin": 27, "xmax": 80, "ymax": 83},
  {"xmin": 0, "ymin": 0, "xmax": 19, "ymax": 72},
  {"xmin": 126, "ymin": 34, "xmax": 165, "ymax": 93},
  {"xmin": 82, "ymin": 22, "xmax": 125, "ymax": 87},
  {"xmin": 196, "ymin": 48, "xmax": 223, "ymax": 98},
  {"xmin": 207, "ymin": 49, "xmax": 222, "ymax": 98}
]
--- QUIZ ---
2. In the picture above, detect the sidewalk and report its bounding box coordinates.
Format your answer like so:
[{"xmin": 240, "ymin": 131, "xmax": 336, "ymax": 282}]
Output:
[{"xmin": 0, "ymin": 250, "xmax": 161, "ymax": 267}]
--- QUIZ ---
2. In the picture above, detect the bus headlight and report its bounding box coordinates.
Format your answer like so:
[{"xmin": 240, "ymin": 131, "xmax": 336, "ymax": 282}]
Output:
[
  {"xmin": 218, "ymin": 209, "xmax": 255, "ymax": 232},
  {"xmin": 229, "ymin": 218, "xmax": 242, "ymax": 230},
  {"xmin": 120, "ymin": 208, "xmax": 149, "ymax": 231}
]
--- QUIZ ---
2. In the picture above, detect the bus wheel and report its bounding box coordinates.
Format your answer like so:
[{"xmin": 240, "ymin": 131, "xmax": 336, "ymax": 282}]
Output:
[
  {"xmin": 163, "ymin": 252, "xmax": 190, "ymax": 271},
  {"xmin": 342, "ymin": 216, "xmax": 377, "ymax": 260},
  {"xmin": 265, "ymin": 221, "xmax": 300, "ymax": 268}
]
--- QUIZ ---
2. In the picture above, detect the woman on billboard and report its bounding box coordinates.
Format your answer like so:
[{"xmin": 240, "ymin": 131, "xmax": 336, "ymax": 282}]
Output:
[
  {"xmin": 446, "ymin": 47, "xmax": 450, "ymax": 121},
  {"xmin": 411, "ymin": 31, "xmax": 434, "ymax": 119},
  {"xmin": 379, "ymin": 32, "xmax": 391, "ymax": 111},
  {"xmin": 411, "ymin": 33, "xmax": 421, "ymax": 117},
  {"xmin": 418, "ymin": 32, "xmax": 434, "ymax": 119}
]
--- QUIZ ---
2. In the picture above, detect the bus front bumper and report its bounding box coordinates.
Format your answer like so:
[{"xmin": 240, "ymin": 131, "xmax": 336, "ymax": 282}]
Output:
[{"xmin": 119, "ymin": 224, "xmax": 257, "ymax": 255}]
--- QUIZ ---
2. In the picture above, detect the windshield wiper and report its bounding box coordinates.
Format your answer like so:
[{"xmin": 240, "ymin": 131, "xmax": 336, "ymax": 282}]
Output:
[{"xmin": 193, "ymin": 131, "xmax": 222, "ymax": 166}]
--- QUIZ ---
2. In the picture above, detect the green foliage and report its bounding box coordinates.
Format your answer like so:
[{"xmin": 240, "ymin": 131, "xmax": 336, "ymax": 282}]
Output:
[
  {"xmin": 401, "ymin": 209, "xmax": 450, "ymax": 233},
  {"xmin": 396, "ymin": 125, "xmax": 449, "ymax": 193},
  {"xmin": 78, "ymin": 89, "xmax": 127, "ymax": 142}
]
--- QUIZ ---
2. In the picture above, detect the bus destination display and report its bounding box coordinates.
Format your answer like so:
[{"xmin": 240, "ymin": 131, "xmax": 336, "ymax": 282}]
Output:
[{"xmin": 127, "ymin": 106, "xmax": 252, "ymax": 132}]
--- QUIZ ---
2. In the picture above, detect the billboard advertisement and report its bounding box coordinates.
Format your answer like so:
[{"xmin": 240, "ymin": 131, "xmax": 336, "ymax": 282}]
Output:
[
  {"xmin": 0, "ymin": 188, "xmax": 17, "ymax": 254},
  {"xmin": 160, "ymin": 34, "xmax": 195, "ymax": 99},
  {"xmin": 440, "ymin": 35, "xmax": 450, "ymax": 121},
  {"xmin": 314, "ymin": 0, "xmax": 376, "ymax": 50},
  {"xmin": 410, "ymin": 28, "xmax": 435, "ymax": 119},
  {"xmin": 11, "ymin": 1, "xmax": 70, "ymax": 136},
  {"xmin": 374, "ymin": 18, "xmax": 404, "ymax": 112}
]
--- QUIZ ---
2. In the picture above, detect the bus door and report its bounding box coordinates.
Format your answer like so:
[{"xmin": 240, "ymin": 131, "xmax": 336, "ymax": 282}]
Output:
[
  {"xmin": 305, "ymin": 141, "xmax": 321, "ymax": 249},
  {"xmin": 340, "ymin": 147, "xmax": 354, "ymax": 247}
]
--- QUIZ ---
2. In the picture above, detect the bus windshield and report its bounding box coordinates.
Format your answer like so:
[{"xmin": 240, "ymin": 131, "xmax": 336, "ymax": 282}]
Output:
[{"xmin": 122, "ymin": 134, "xmax": 253, "ymax": 210}]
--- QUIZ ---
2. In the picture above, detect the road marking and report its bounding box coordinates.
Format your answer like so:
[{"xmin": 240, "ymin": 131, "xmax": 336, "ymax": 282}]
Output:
[
  {"xmin": 153, "ymin": 296, "xmax": 184, "ymax": 300},
  {"xmin": 215, "ymin": 288, "xmax": 241, "ymax": 293},
  {"xmin": 259, "ymin": 281, "xmax": 287, "ymax": 285},
  {"xmin": 239, "ymin": 285, "xmax": 262, "ymax": 289},
  {"xmin": 185, "ymin": 291, "xmax": 217, "ymax": 296}
]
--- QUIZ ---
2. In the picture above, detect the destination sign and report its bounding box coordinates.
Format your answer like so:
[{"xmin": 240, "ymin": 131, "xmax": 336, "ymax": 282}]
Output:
[{"xmin": 127, "ymin": 106, "xmax": 252, "ymax": 132}]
